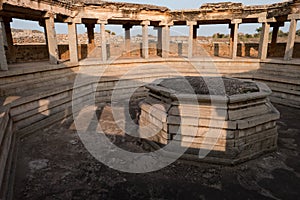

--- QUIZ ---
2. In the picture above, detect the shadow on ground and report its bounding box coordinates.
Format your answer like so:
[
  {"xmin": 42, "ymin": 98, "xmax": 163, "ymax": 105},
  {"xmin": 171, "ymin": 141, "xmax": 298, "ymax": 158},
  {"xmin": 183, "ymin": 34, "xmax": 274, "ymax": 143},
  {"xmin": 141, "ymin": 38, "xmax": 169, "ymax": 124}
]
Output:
[{"xmin": 13, "ymin": 103, "xmax": 300, "ymax": 200}]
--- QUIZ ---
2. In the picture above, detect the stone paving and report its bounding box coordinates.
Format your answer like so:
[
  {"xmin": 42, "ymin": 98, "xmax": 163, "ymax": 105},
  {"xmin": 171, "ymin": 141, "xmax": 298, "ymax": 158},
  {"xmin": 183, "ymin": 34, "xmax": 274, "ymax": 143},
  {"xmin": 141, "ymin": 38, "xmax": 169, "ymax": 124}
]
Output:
[{"xmin": 13, "ymin": 103, "xmax": 300, "ymax": 200}]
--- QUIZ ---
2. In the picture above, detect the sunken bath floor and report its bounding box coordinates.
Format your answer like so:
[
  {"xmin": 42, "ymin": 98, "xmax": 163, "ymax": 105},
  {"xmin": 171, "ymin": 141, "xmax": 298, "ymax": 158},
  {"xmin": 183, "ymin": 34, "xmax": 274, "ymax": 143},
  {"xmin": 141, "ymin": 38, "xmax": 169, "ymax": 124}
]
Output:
[{"xmin": 13, "ymin": 103, "xmax": 300, "ymax": 200}]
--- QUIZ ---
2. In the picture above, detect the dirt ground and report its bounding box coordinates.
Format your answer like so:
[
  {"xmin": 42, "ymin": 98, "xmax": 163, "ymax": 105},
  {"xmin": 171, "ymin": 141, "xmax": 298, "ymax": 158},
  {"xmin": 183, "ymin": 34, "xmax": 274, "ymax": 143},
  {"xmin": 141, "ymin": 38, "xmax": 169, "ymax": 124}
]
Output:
[{"xmin": 13, "ymin": 103, "xmax": 300, "ymax": 200}]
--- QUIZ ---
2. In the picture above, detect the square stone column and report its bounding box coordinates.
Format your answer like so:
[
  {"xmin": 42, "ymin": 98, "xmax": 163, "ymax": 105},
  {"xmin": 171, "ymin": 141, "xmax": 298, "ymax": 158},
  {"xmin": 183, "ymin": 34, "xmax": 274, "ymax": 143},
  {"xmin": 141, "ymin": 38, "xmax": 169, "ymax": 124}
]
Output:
[
  {"xmin": 187, "ymin": 21, "xmax": 197, "ymax": 59},
  {"xmin": 284, "ymin": 14, "xmax": 300, "ymax": 60},
  {"xmin": 68, "ymin": 22, "xmax": 79, "ymax": 63},
  {"xmin": 162, "ymin": 25, "xmax": 170, "ymax": 58},
  {"xmin": 100, "ymin": 22, "xmax": 107, "ymax": 62},
  {"xmin": 229, "ymin": 19, "xmax": 241, "ymax": 59},
  {"xmin": 45, "ymin": 15, "xmax": 59, "ymax": 64},
  {"xmin": 269, "ymin": 24, "xmax": 281, "ymax": 57},
  {"xmin": 193, "ymin": 24, "xmax": 199, "ymax": 57},
  {"xmin": 85, "ymin": 23, "xmax": 95, "ymax": 54},
  {"xmin": 141, "ymin": 20, "xmax": 150, "ymax": 59},
  {"xmin": 3, "ymin": 17, "xmax": 16, "ymax": 63},
  {"xmin": 123, "ymin": 24, "xmax": 132, "ymax": 55},
  {"xmin": 0, "ymin": 17, "xmax": 8, "ymax": 70},
  {"xmin": 258, "ymin": 22, "xmax": 271, "ymax": 60},
  {"xmin": 156, "ymin": 27, "xmax": 162, "ymax": 56}
]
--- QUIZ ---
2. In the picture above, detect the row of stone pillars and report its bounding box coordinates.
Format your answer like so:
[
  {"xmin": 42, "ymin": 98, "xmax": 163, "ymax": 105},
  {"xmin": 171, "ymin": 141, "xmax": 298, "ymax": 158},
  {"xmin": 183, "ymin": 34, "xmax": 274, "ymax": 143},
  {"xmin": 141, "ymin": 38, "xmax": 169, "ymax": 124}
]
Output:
[{"xmin": 1, "ymin": 15, "xmax": 300, "ymax": 70}]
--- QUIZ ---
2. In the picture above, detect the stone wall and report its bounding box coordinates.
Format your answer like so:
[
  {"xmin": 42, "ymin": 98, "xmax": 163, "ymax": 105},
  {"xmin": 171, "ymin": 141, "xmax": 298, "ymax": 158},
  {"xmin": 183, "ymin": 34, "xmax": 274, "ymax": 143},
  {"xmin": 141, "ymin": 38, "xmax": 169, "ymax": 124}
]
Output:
[
  {"xmin": 10, "ymin": 42, "xmax": 300, "ymax": 62},
  {"xmin": 11, "ymin": 44, "xmax": 88, "ymax": 62}
]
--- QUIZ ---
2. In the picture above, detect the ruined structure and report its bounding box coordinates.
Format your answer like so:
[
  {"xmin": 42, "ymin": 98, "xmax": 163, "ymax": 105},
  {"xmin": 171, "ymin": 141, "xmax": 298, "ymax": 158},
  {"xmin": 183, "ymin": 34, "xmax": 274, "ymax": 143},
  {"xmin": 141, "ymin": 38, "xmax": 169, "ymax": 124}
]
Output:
[
  {"xmin": 139, "ymin": 77, "xmax": 280, "ymax": 164},
  {"xmin": 1, "ymin": 0, "xmax": 300, "ymax": 199}
]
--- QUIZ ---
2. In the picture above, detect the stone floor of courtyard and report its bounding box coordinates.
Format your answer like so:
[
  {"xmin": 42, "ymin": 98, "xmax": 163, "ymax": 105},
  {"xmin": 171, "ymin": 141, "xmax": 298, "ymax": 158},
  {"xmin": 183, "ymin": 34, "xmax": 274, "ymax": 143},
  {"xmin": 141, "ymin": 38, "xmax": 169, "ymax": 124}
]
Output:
[{"xmin": 12, "ymin": 103, "xmax": 300, "ymax": 200}]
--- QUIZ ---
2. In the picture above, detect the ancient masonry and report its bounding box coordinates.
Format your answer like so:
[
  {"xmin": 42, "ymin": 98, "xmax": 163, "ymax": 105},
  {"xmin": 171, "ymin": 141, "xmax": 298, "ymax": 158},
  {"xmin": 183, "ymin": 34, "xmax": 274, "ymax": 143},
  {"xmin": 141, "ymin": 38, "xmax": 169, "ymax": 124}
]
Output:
[
  {"xmin": 1, "ymin": 0, "xmax": 300, "ymax": 199},
  {"xmin": 139, "ymin": 78, "xmax": 280, "ymax": 164}
]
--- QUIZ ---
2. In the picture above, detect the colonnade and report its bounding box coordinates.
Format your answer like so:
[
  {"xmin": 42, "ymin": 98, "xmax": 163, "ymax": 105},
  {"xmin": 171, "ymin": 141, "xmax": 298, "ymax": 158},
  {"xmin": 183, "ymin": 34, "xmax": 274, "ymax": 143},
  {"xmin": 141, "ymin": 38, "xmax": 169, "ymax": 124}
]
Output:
[{"xmin": 0, "ymin": 14, "xmax": 300, "ymax": 70}]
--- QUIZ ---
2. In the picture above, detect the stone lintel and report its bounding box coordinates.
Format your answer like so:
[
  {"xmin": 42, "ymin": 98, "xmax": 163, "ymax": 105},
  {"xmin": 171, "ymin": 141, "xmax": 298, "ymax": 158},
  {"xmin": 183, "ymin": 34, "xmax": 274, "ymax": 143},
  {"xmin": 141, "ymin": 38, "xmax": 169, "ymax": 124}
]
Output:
[
  {"xmin": 288, "ymin": 13, "xmax": 300, "ymax": 20},
  {"xmin": 63, "ymin": 17, "xmax": 74, "ymax": 23},
  {"xmin": 141, "ymin": 20, "xmax": 150, "ymax": 26},
  {"xmin": 159, "ymin": 21, "xmax": 174, "ymax": 26},
  {"xmin": 97, "ymin": 20, "xmax": 108, "ymax": 24},
  {"xmin": 72, "ymin": 18, "xmax": 82, "ymax": 24},
  {"xmin": 258, "ymin": 17, "xmax": 276, "ymax": 23},
  {"xmin": 43, "ymin": 11, "xmax": 57, "ymax": 19},
  {"xmin": 231, "ymin": 19, "xmax": 242, "ymax": 24},
  {"xmin": 186, "ymin": 21, "xmax": 197, "ymax": 26}
]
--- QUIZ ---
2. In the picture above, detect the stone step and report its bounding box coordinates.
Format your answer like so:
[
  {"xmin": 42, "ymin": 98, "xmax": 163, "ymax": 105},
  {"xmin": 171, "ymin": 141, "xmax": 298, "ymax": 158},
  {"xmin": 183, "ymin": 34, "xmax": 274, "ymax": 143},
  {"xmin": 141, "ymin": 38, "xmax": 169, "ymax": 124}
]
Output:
[
  {"xmin": 0, "ymin": 63, "xmax": 78, "ymax": 85},
  {"xmin": 260, "ymin": 80, "xmax": 300, "ymax": 92},
  {"xmin": 257, "ymin": 68, "xmax": 300, "ymax": 78},
  {"xmin": 16, "ymin": 105, "xmax": 74, "ymax": 138},
  {"xmin": 261, "ymin": 63, "xmax": 300, "ymax": 72},
  {"xmin": 0, "ymin": 119, "xmax": 13, "ymax": 193},
  {"xmin": 270, "ymin": 96, "xmax": 300, "ymax": 108},
  {"xmin": 271, "ymin": 90, "xmax": 300, "ymax": 103},
  {"xmin": 269, "ymin": 85, "xmax": 300, "ymax": 96},
  {"xmin": 254, "ymin": 73, "xmax": 300, "ymax": 85},
  {"xmin": 0, "ymin": 72, "xmax": 76, "ymax": 96},
  {"xmin": 0, "ymin": 110, "xmax": 10, "ymax": 147}
]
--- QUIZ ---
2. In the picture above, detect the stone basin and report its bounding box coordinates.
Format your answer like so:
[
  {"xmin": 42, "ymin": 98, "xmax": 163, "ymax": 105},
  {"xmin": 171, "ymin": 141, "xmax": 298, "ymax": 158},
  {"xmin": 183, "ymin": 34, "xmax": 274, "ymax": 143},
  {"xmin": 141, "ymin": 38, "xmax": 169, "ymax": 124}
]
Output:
[{"xmin": 139, "ymin": 77, "xmax": 280, "ymax": 165}]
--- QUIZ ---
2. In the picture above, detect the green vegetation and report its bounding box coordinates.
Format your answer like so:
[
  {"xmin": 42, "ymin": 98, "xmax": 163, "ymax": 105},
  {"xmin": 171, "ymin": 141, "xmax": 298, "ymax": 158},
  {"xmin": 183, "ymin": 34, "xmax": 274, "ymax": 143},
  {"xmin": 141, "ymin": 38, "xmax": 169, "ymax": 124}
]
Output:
[{"xmin": 211, "ymin": 27, "xmax": 299, "ymax": 40}]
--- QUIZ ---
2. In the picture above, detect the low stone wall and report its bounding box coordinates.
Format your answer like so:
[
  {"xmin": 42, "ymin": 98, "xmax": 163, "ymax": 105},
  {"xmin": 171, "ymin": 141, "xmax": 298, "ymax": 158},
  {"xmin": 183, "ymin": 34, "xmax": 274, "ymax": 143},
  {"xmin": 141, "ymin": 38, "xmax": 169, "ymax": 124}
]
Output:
[
  {"xmin": 12, "ymin": 44, "xmax": 88, "ymax": 63},
  {"xmin": 10, "ymin": 42, "xmax": 300, "ymax": 62}
]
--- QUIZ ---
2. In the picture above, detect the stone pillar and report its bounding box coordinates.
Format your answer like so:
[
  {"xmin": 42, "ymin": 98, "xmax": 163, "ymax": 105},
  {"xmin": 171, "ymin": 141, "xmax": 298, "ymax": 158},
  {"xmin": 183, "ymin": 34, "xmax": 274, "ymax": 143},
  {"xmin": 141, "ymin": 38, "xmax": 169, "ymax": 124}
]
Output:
[
  {"xmin": 161, "ymin": 25, "xmax": 170, "ymax": 58},
  {"xmin": 45, "ymin": 15, "xmax": 59, "ymax": 64},
  {"xmin": 193, "ymin": 24, "xmax": 199, "ymax": 56},
  {"xmin": 284, "ymin": 14, "xmax": 300, "ymax": 60},
  {"xmin": 85, "ymin": 23, "xmax": 95, "ymax": 53},
  {"xmin": 141, "ymin": 20, "xmax": 150, "ymax": 59},
  {"xmin": 187, "ymin": 21, "xmax": 197, "ymax": 59},
  {"xmin": 39, "ymin": 20, "xmax": 48, "ymax": 47},
  {"xmin": 229, "ymin": 19, "xmax": 241, "ymax": 59},
  {"xmin": 100, "ymin": 22, "xmax": 107, "ymax": 61},
  {"xmin": 3, "ymin": 18, "xmax": 16, "ymax": 63},
  {"xmin": 68, "ymin": 22, "xmax": 79, "ymax": 63},
  {"xmin": 271, "ymin": 25, "xmax": 279, "ymax": 49},
  {"xmin": 0, "ymin": 17, "xmax": 8, "ymax": 70},
  {"xmin": 123, "ymin": 24, "xmax": 132, "ymax": 55},
  {"xmin": 156, "ymin": 27, "xmax": 162, "ymax": 56},
  {"xmin": 258, "ymin": 22, "xmax": 271, "ymax": 60}
]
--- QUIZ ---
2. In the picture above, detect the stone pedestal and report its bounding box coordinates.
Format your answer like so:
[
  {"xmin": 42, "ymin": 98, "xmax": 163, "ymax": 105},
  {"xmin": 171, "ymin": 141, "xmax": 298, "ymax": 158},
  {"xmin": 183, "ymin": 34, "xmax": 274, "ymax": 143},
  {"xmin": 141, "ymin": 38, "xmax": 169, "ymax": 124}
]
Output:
[{"xmin": 139, "ymin": 78, "xmax": 280, "ymax": 164}]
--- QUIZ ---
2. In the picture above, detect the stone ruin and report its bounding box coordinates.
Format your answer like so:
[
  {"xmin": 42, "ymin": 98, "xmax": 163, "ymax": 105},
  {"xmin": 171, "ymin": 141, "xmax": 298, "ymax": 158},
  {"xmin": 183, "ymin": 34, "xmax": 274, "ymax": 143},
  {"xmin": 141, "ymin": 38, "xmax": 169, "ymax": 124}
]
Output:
[
  {"xmin": 1, "ymin": 0, "xmax": 300, "ymax": 198},
  {"xmin": 139, "ymin": 77, "xmax": 280, "ymax": 164}
]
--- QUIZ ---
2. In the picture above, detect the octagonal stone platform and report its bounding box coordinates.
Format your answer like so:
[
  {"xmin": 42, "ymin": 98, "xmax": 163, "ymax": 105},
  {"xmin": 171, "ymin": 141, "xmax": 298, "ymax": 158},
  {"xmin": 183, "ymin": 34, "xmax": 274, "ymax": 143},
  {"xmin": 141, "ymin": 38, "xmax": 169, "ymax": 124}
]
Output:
[{"xmin": 139, "ymin": 77, "xmax": 280, "ymax": 164}]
